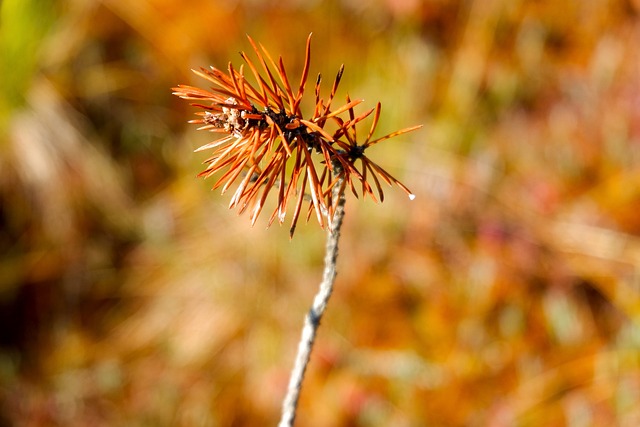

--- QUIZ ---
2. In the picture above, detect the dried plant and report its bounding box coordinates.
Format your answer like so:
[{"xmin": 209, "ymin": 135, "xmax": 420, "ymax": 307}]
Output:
[
  {"xmin": 173, "ymin": 34, "xmax": 419, "ymax": 236},
  {"xmin": 173, "ymin": 34, "xmax": 420, "ymax": 426}
]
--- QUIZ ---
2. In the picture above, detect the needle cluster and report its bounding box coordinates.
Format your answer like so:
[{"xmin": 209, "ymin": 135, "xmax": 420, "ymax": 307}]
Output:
[{"xmin": 173, "ymin": 34, "xmax": 420, "ymax": 236}]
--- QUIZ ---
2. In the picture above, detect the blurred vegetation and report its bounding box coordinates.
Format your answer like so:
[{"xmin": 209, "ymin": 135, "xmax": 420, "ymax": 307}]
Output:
[{"xmin": 1, "ymin": 0, "xmax": 640, "ymax": 425}]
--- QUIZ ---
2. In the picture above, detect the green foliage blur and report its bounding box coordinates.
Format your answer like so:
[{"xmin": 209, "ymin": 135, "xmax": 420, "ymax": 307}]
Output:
[{"xmin": 1, "ymin": 0, "xmax": 640, "ymax": 425}]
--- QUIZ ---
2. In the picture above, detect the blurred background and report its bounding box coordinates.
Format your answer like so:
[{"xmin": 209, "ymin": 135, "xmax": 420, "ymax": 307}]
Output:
[{"xmin": 1, "ymin": 0, "xmax": 640, "ymax": 425}]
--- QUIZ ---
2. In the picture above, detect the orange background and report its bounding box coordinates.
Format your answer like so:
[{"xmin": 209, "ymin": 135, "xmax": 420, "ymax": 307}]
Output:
[{"xmin": 1, "ymin": 0, "xmax": 640, "ymax": 425}]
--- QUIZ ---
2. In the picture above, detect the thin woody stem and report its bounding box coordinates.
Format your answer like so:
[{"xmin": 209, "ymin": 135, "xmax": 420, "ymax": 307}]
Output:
[{"xmin": 278, "ymin": 162, "xmax": 346, "ymax": 427}]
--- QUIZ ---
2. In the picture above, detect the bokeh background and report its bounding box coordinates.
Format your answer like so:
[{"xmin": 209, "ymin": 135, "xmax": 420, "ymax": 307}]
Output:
[{"xmin": 2, "ymin": 0, "xmax": 640, "ymax": 425}]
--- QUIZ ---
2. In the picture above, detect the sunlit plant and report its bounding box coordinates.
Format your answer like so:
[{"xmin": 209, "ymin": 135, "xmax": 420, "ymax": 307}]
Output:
[{"xmin": 173, "ymin": 34, "xmax": 420, "ymax": 426}]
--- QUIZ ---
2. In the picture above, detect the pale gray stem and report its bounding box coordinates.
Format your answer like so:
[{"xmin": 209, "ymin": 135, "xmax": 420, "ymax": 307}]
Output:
[{"xmin": 278, "ymin": 171, "xmax": 346, "ymax": 427}]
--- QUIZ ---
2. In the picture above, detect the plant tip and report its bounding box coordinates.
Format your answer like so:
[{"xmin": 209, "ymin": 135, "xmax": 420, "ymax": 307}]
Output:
[{"xmin": 172, "ymin": 35, "xmax": 418, "ymax": 236}]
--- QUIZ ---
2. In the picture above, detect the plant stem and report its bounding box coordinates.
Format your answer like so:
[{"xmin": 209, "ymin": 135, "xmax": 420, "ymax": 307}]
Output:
[{"xmin": 278, "ymin": 169, "xmax": 346, "ymax": 427}]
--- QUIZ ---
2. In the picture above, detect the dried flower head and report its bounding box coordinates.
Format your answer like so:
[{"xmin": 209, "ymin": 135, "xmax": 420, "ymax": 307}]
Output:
[{"xmin": 173, "ymin": 34, "xmax": 421, "ymax": 236}]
